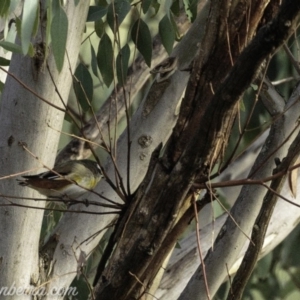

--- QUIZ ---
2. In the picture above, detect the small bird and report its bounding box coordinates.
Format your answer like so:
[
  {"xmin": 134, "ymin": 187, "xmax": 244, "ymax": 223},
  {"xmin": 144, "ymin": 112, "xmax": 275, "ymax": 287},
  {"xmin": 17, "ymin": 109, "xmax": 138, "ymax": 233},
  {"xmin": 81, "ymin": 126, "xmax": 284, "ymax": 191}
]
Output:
[{"xmin": 19, "ymin": 160, "xmax": 103, "ymax": 199}]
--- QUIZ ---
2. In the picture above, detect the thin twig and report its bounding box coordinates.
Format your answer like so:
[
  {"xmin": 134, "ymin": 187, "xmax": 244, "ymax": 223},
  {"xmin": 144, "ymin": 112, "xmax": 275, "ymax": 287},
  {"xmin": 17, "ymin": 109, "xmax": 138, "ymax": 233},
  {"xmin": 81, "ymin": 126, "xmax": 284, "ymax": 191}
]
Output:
[{"xmin": 192, "ymin": 193, "xmax": 211, "ymax": 300}]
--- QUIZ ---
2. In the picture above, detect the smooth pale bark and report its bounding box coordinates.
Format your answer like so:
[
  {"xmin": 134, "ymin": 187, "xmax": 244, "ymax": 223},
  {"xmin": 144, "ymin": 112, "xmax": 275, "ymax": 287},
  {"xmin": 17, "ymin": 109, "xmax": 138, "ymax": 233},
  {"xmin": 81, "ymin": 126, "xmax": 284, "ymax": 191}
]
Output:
[
  {"xmin": 0, "ymin": 1, "xmax": 90, "ymax": 298},
  {"xmin": 41, "ymin": 3, "xmax": 211, "ymax": 298},
  {"xmin": 157, "ymin": 185, "xmax": 300, "ymax": 299},
  {"xmin": 178, "ymin": 83, "xmax": 300, "ymax": 300}
]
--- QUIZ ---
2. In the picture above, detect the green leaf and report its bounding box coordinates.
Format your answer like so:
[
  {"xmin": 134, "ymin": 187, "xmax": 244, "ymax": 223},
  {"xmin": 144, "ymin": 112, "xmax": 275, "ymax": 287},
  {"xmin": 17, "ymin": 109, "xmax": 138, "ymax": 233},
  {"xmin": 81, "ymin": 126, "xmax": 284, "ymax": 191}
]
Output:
[
  {"xmin": 151, "ymin": 0, "xmax": 160, "ymax": 16},
  {"xmin": 170, "ymin": 13, "xmax": 181, "ymax": 41},
  {"xmin": 21, "ymin": 0, "xmax": 39, "ymax": 54},
  {"xmin": 28, "ymin": 43, "xmax": 35, "ymax": 57},
  {"xmin": 0, "ymin": 41, "xmax": 22, "ymax": 53},
  {"xmin": 15, "ymin": 17, "xmax": 22, "ymax": 37},
  {"xmin": 116, "ymin": 44, "xmax": 130, "ymax": 85},
  {"xmin": 159, "ymin": 15, "xmax": 175, "ymax": 55},
  {"xmin": 0, "ymin": 57, "xmax": 10, "ymax": 66},
  {"xmin": 97, "ymin": 33, "xmax": 114, "ymax": 87},
  {"xmin": 0, "ymin": 81, "xmax": 4, "ymax": 92},
  {"xmin": 45, "ymin": 0, "xmax": 52, "ymax": 61},
  {"xmin": 6, "ymin": 20, "xmax": 17, "ymax": 43},
  {"xmin": 183, "ymin": 0, "xmax": 197, "ymax": 22},
  {"xmin": 73, "ymin": 63, "xmax": 94, "ymax": 112},
  {"xmin": 175, "ymin": 241, "xmax": 181, "ymax": 249},
  {"xmin": 142, "ymin": 0, "xmax": 152, "ymax": 14},
  {"xmin": 131, "ymin": 19, "xmax": 152, "ymax": 67},
  {"xmin": 87, "ymin": 6, "xmax": 107, "ymax": 22},
  {"xmin": 251, "ymin": 83, "xmax": 258, "ymax": 91},
  {"xmin": 95, "ymin": 19, "xmax": 105, "ymax": 38},
  {"xmin": 52, "ymin": 0, "xmax": 60, "ymax": 15},
  {"xmin": 239, "ymin": 99, "xmax": 245, "ymax": 112},
  {"xmin": 32, "ymin": 1, "xmax": 40, "ymax": 37},
  {"xmin": 107, "ymin": 0, "xmax": 131, "ymax": 31},
  {"xmin": 96, "ymin": 0, "xmax": 108, "ymax": 6},
  {"xmin": 0, "ymin": 0, "xmax": 10, "ymax": 17},
  {"xmin": 90, "ymin": 43, "xmax": 99, "ymax": 77},
  {"xmin": 64, "ymin": 113, "xmax": 73, "ymax": 123},
  {"xmin": 171, "ymin": 0, "xmax": 181, "ymax": 16},
  {"xmin": 51, "ymin": 4, "xmax": 68, "ymax": 72},
  {"xmin": 164, "ymin": 0, "xmax": 173, "ymax": 11}
]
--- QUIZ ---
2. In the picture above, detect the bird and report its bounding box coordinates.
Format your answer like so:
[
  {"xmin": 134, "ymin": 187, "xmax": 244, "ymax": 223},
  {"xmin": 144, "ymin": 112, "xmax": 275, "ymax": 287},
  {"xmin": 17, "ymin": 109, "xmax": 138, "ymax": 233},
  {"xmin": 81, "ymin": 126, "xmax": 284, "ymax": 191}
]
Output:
[{"xmin": 19, "ymin": 159, "xmax": 103, "ymax": 199}]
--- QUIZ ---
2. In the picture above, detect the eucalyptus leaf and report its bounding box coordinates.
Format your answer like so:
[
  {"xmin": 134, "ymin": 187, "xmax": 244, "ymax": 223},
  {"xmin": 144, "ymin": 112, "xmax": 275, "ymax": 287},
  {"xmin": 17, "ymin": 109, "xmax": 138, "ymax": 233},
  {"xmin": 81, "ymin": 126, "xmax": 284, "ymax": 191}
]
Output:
[
  {"xmin": 87, "ymin": 6, "xmax": 107, "ymax": 22},
  {"xmin": 131, "ymin": 19, "xmax": 152, "ymax": 67},
  {"xmin": 90, "ymin": 43, "xmax": 99, "ymax": 77},
  {"xmin": 32, "ymin": 1, "xmax": 40, "ymax": 37},
  {"xmin": 175, "ymin": 242, "xmax": 181, "ymax": 249},
  {"xmin": 170, "ymin": 13, "xmax": 181, "ymax": 41},
  {"xmin": 97, "ymin": 0, "xmax": 108, "ymax": 6},
  {"xmin": 0, "ymin": 57, "xmax": 10, "ymax": 66},
  {"xmin": 52, "ymin": 0, "xmax": 60, "ymax": 15},
  {"xmin": 142, "ymin": 0, "xmax": 152, "ymax": 14},
  {"xmin": 159, "ymin": 14, "xmax": 175, "ymax": 55},
  {"xmin": 116, "ymin": 44, "xmax": 130, "ymax": 85},
  {"xmin": 107, "ymin": 0, "xmax": 131, "ymax": 31},
  {"xmin": 164, "ymin": 0, "xmax": 173, "ymax": 11},
  {"xmin": 28, "ymin": 42, "xmax": 35, "ymax": 57},
  {"xmin": 0, "ymin": 0, "xmax": 10, "ymax": 17},
  {"xmin": 51, "ymin": 4, "xmax": 68, "ymax": 72},
  {"xmin": 171, "ymin": 0, "xmax": 180, "ymax": 16},
  {"xmin": 239, "ymin": 99, "xmax": 245, "ymax": 112},
  {"xmin": 15, "ymin": 17, "xmax": 22, "ymax": 38},
  {"xmin": 73, "ymin": 63, "xmax": 94, "ymax": 112},
  {"xmin": 150, "ymin": 0, "xmax": 160, "ymax": 16},
  {"xmin": 97, "ymin": 33, "xmax": 114, "ymax": 87},
  {"xmin": 183, "ymin": 0, "xmax": 197, "ymax": 22},
  {"xmin": 45, "ymin": 0, "xmax": 52, "ymax": 48},
  {"xmin": 0, "ymin": 41, "xmax": 22, "ymax": 53},
  {"xmin": 95, "ymin": 19, "xmax": 105, "ymax": 38},
  {"xmin": 21, "ymin": 0, "xmax": 38, "ymax": 54}
]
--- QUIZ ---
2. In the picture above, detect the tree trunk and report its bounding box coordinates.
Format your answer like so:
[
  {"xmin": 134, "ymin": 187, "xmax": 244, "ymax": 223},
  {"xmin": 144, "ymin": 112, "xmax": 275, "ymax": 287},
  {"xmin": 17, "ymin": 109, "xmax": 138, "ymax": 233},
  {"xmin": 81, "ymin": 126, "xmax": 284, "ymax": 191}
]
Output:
[{"xmin": 0, "ymin": 1, "xmax": 90, "ymax": 297}]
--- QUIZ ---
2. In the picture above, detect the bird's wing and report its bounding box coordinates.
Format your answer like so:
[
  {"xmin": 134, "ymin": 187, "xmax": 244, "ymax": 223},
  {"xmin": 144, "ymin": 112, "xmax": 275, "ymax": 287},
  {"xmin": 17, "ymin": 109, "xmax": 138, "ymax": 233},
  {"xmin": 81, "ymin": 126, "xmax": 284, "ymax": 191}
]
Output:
[{"xmin": 19, "ymin": 177, "xmax": 71, "ymax": 189}]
